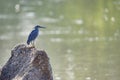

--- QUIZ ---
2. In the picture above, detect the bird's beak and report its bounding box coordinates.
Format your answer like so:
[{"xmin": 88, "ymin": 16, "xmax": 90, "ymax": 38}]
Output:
[{"xmin": 39, "ymin": 26, "xmax": 46, "ymax": 28}]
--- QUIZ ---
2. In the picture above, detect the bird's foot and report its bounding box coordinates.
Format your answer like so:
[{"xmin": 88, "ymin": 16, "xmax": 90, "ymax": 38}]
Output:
[
  {"xmin": 31, "ymin": 45, "xmax": 35, "ymax": 48},
  {"xmin": 27, "ymin": 45, "xmax": 35, "ymax": 49}
]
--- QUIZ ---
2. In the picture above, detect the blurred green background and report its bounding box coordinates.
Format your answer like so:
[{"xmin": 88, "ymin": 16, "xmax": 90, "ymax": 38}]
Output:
[{"xmin": 0, "ymin": 0, "xmax": 120, "ymax": 80}]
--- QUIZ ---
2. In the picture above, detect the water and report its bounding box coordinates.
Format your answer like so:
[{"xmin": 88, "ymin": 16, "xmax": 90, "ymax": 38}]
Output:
[{"xmin": 0, "ymin": 0, "xmax": 120, "ymax": 80}]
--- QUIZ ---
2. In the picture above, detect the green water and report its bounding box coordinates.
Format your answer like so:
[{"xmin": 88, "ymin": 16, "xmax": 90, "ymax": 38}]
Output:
[{"xmin": 0, "ymin": 0, "xmax": 120, "ymax": 80}]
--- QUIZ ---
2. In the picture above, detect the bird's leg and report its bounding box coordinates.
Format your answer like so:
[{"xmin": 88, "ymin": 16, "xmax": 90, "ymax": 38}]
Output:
[
  {"xmin": 29, "ymin": 41, "xmax": 35, "ymax": 48},
  {"xmin": 27, "ymin": 41, "xmax": 34, "ymax": 49},
  {"xmin": 30, "ymin": 42, "xmax": 32, "ymax": 46},
  {"xmin": 31, "ymin": 41, "xmax": 33, "ymax": 46},
  {"xmin": 32, "ymin": 41, "xmax": 35, "ymax": 48}
]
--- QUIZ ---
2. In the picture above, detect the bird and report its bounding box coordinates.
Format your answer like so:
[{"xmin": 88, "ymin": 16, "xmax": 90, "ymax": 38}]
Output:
[{"xmin": 27, "ymin": 25, "xmax": 45, "ymax": 47}]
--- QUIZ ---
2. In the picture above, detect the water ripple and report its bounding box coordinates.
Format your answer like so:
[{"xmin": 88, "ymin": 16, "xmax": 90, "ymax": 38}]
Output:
[{"xmin": 40, "ymin": 17, "xmax": 59, "ymax": 23}]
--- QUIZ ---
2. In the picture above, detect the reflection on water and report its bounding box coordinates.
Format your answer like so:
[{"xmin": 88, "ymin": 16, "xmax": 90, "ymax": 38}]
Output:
[{"xmin": 0, "ymin": 0, "xmax": 120, "ymax": 80}]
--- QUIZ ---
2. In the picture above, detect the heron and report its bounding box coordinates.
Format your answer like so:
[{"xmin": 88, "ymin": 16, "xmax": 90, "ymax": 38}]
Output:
[{"xmin": 27, "ymin": 25, "xmax": 45, "ymax": 47}]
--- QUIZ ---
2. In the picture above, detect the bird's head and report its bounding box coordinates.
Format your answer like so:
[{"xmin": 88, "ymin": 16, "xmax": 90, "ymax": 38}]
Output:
[{"xmin": 34, "ymin": 25, "xmax": 45, "ymax": 29}]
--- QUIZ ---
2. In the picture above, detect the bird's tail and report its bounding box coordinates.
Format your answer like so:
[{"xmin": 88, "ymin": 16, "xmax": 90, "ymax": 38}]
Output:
[{"xmin": 27, "ymin": 40, "xmax": 30, "ymax": 45}]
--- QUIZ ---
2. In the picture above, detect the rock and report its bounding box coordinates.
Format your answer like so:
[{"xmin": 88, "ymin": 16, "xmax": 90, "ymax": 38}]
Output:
[{"xmin": 0, "ymin": 44, "xmax": 53, "ymax": 80}]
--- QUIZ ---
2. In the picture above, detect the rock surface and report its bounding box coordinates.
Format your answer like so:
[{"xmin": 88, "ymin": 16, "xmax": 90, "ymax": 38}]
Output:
[{"xmin": 0, "ymin": 44, "xmax": 53, "ymax": 80}]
